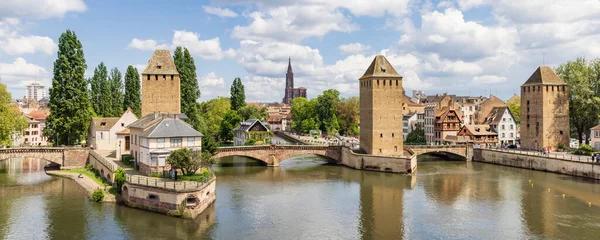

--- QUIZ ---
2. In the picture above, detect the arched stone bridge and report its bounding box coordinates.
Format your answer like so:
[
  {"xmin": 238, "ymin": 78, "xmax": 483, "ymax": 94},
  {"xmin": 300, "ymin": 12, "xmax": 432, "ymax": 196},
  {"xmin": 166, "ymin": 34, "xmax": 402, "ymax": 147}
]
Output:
[
  {"xmin": 405, "ymin": 145, "xmax": 473, "ymax": 160},
  {"xmin": 215, "ymin": 145, "xmax": 342, "ymax": 166},
  {"xmin": 0, "ymin": 147, "xmax": 90, "ymax": 167}
]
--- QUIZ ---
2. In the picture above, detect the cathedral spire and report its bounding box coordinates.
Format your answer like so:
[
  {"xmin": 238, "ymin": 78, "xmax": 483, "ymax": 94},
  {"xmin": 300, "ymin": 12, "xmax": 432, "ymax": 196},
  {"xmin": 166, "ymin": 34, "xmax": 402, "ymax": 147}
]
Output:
[{"xmin": 287, "ymin": 57, "xmax": 293, "ymax": 73}]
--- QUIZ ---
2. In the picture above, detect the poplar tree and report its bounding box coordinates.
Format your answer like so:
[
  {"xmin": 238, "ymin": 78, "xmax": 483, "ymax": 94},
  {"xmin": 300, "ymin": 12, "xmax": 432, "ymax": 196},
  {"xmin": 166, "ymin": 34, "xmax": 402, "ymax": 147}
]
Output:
[
  {"xmin": 45, "ymin": 30, "xmax": 92, "ymax": 145},
  {"xmin": 109, "ymin": 67, "xmax": 124, "ymax": 116},
  {"xmin": 230, "ymin": 77, "xmax": 246, "ymax": 111},
  {"xmin": 90, "ymin": 62, "xmax": 108, "ymax": 116},
  {"xmin": 174, "ymin": 47, "xmax": 201, "ymax": 130},
  {"xmin": 123, "ymin": 65, "xmax": 141, "ymax": 117}
]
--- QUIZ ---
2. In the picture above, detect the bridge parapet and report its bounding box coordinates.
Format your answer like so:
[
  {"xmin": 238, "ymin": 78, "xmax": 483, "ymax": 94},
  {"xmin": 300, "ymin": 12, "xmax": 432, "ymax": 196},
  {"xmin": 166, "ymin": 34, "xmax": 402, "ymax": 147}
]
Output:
[
  {"xmin": 0, "ymin": 147, "xmax": 89, "ymax": 167},
  {"xmin": 405, "ymin": 144, "xmax": 473, "ymax": 160},
  {"xmin": 214, "ymin": 145, "xmax": 342, "ymax": 166}
]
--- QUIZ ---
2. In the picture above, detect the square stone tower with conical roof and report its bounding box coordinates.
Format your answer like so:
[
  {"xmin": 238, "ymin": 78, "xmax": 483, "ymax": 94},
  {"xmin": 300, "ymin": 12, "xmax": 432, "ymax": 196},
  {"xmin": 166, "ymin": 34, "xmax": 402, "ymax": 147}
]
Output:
[
  {"xmin": 141, "ymin": 50, "xmax": 181, "ymax": 116},
  {"xmin": 520, "ymin": 66, "xmax": 569, "ymax": 150},
  {"xmin": 359, "ymin": 55, "xmax": 404, "ymax": 156}
]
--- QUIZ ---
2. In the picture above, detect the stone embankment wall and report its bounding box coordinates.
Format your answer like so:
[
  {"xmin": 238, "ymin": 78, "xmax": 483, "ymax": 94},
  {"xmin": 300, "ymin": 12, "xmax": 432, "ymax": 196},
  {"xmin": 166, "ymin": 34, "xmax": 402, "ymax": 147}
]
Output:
[
  {"xmin": 473, "ymin": 149, "xmax": 600, "ymax": 179},
  {"xmin": 63, "ymin": 148, "xmax": 89, "ymax": 167},
  {"xmin": 88, "ymin": 150, "xmax": 119, "ymax": 183},
  {"xmin": 340, "ymin": 147, "xmax": 416, "ymax": 174},
  {"xmin": 122, "ymin": 177, "xmax": 216, "ymax": 219}
]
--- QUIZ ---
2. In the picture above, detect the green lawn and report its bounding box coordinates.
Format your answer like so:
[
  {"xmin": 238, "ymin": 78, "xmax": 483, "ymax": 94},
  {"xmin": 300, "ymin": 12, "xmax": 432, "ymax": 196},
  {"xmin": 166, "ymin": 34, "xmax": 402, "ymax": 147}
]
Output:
[
  {"xmin": 61, "ymin": 168, "xmax": 110, "ymax": 187},
  {"xmin": 152, "ymin": 168, "xmax": 212, "ymax": 182}
]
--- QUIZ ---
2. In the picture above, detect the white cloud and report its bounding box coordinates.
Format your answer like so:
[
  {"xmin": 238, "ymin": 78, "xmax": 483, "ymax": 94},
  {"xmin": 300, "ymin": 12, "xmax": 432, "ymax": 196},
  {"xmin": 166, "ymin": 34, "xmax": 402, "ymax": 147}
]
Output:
[
  {"xmin": 199, "ymin": 72, "xmax": 225, "ymax": 87},
  {"xmin": 128, "ymin": 31, "xmax": 233, "ymax": 60},
  {"xmin": 199, "ymin": 72, "xmax": 227, "ymax": 100},
  {"xmin": 203, "ymin": 6, "xmax": 238, "ymax": 18},
  {"xmin": 0, "ymin": 0, "xmax": 86, "ymax": 19},
  {"xmin": 1, "ymin": 35, "xmax": 57, "ymax": 55},
  {"xmin": 456, "ymin": 0, "xmax": 488, "ymax": 11},
  {"xmin": 235, "ymin": 40, "xmax": 323, "ymax": 77},
  {"xmin": 339, "ymin": 43, "xmax": 371, "ymax": 55},
  {"xmin": 0, "ymin": 58, "xmax": 50, "ymax": 92},
  {"xmin": 471, "ymin": 75, "xmax": 507, "ymax": 85},
  {"xmin": 128, "ymin": 38, "xmax": 170, "ymax": 51},
  {"xmin": 492, "ymin": 0, "xmax": 600, "ymax": 24}
]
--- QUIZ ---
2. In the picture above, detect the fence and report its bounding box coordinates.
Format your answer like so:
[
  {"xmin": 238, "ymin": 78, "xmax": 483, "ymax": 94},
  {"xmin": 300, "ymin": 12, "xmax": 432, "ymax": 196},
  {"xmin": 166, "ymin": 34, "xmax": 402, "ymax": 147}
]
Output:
[
  {"xmin": 126, "ymin": 172, "xmax": 215, "ymax": 191},
  {"xmin": 89, "ymin": 150, "xmax": 119, "ymax": 172},
  {"xmin": 480, "ymin": 146, "xmax": 600, "ymax": 164}
]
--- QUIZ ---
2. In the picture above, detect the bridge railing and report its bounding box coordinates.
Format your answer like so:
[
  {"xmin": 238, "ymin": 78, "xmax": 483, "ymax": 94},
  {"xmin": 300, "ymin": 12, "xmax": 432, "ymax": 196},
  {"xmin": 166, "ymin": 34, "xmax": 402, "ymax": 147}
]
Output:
[
  {"xmin": 126, "ymin": 173, "xmax": 215, "ymax": 191},
  {"xmin": 480, "ymin": 146, "xmax": 600, "ymax": 164},
  {"xmin": 89, "ymin": 150, "xmax": 119, "ymax": 172}
]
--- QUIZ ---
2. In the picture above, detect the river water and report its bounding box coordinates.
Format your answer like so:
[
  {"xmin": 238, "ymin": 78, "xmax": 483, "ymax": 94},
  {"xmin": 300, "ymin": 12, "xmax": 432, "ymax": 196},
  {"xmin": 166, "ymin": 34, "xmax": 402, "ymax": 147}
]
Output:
[{"xmin": 1, "ymin": 156, "xmax": 600, "ymax": 240}]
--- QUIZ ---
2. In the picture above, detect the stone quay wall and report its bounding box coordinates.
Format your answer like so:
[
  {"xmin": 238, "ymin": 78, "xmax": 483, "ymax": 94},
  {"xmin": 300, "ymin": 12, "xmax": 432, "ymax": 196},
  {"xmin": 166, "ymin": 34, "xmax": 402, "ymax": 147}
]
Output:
[
  {"xmin": 340, "ymin": 147, "xmax": 416, "ymax": 174},
  {"xmin": 63, "ymin": 147, "xmax": 89, "ymax": 168},
  {"xmin": 122, "ymin": 177, "xmax": 216, "ymax": 219},
  {"xmin": 88, "ymin": 150, "xmax": 119, "ymax": 183},
  {"xmin": 473, "ymin": 149, "xmax": 600, "ymax": 179}
]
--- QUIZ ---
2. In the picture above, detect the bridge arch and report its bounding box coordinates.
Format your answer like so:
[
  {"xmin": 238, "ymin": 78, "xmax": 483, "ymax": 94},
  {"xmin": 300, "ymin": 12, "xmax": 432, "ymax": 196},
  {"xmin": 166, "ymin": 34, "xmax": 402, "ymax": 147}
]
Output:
[
  {"xmin": 405, "ymin": 145, "xmax": 472, "ymax": 161},
  {"xmin": 0, "ymin": 148, "xmax": 64, "ymax": 166},
  {"xmin": 214, "ymin": 145, "xmax": 342, "ymax": 167},
  {"xmin": 213, "ymin": 154, "xmax": 270, "ymax": 166}
]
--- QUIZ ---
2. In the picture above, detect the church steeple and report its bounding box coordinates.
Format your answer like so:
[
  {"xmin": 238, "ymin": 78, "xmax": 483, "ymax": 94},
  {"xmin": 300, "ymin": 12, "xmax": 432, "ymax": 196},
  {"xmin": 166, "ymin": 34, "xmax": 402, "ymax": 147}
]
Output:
[{"xmin": 287, "ymin": 57, "xmax": 293, "ymax": 73}]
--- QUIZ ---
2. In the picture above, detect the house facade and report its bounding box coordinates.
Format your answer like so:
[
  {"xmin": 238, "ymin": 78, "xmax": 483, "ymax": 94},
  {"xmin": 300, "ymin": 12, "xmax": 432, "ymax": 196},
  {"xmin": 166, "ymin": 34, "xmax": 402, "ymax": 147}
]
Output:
[
  {"xmin": 424, "ymin": 94, "xmax": 453, "ymax": 144},
  {"xmin": 233, "ymin": 119, "xmax": 271, "ymax": 146},
  {"xmin": 402, "ymin": 112, "xmax": 419, "ymax": 141},
  {"xmin": 456, "ymin": 125, "xmax": 498, "ymax": 146},
  {"xmin": 21, "ymin": 110, "xmax": 49, "ymax": 146},
  {"xmin": 434, "ymin": 103, "xmax": 462, "ymax": 144},
  {"xmin": 591, "ymin": 125, "xmax": 600, "ymax": 151},
  {"xmin": 87, "ymin": 108, "xmax": 138, "ymax": 152},
  {"xmin": 484, "ymin": 106, "xmax": 518, "ymax": 146},
  {"xmin": 129, "ymin": 113, "xmax": 202, "ymax": 174}
]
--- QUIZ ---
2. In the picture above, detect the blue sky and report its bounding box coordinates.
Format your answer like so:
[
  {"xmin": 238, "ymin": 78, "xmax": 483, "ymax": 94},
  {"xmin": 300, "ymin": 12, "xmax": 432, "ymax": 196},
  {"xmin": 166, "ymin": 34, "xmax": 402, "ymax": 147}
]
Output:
[{"xmin": 1, "ymin": 0, "xmax": 599, "ymax": 102}]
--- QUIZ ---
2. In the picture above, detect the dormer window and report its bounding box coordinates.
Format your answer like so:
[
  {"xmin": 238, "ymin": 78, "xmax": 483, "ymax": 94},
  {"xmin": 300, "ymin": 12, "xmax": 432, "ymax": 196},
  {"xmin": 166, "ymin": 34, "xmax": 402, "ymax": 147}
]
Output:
[
  {"xmin": 100, "ymin": 122, "xmax": 107, "ymax": 126},
  {"xmin": 157, "ymin": 65, "xmax": 162, "ymax": 69},
  {"xmin": 380, "ymin": 66, "xmax": 386, "ymax": 73}
]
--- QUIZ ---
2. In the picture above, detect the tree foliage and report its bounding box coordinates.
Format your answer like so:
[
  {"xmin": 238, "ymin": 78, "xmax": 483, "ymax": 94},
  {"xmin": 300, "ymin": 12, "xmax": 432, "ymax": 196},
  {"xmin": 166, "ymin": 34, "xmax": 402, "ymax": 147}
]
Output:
[
  {"xmin": 123, "ymin": 65, "xmax": 141, "ymax": 117},
  {"xmin": 219, "ymin": 110, "xmax": 242, "ymax": 142},
  {"xmin": 405, "ymin": 124, "xmax": 426, "ymax": 145},
  {"xmin": 556, "ymin": 57, "xmax": 600, "ymax": 144},
  {"xmin": 174, "ymin": 47, "xmax": 202, "ymax": 130},
  {"xmin": 230, "ymin": 77, "xmax": 246, "ymax": 111},
  {"xmin": 508, "ymin": 103, "xmax": 520, "ymax": 124},
  {"xmin": 316, "ymin": 89, "xmax": 340, "ymax": 134},
  {"xmin": 109, "ymin": 68, "xmax": 124, "ymax": 117},
  {"xmin": 197, "ymin": 97, "xmax": 231, "ymax": 141},
  {"xmin": 336, "ymin": 96, "xmax": 359, "ymax": 136},
  {"xmin": 167, "ymin": 148, "xmax": 212, "ymax": 176},
  {"xmin": 291, "ymin": 97, "xmax": 320, "ymax": 133},
  {"xmin": 114, "ymin": 168, "xmax": 126, "ymax": 193},
  {"xmin": 238, "ymin": 104, "xmax": 268, "ymax": 121},
  {"xmin": 244, "ymin": 138, "xmax": 256, "ymax": 146},
  {"xmin": 290, "ymin": 89, "xmax": 347, "ymax": 135},
  {"xmin": 0, "ymin": 83, "xmax": 27, "ymax": 147},
  {"xmin": 45, "ymin": 30, "xmax": 93, "ymax": 145}
]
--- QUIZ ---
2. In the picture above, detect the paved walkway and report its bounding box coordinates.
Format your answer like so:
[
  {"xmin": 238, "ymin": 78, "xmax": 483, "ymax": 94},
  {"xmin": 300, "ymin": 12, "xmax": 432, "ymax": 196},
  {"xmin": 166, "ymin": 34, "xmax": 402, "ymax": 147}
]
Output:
[
  {"xmin": 483, "ymin": 147, "xmax": 600, "ymax": 164},
  {"xmin": 46, "ymin": 170, "xmax": 116, "ymax": 202}
]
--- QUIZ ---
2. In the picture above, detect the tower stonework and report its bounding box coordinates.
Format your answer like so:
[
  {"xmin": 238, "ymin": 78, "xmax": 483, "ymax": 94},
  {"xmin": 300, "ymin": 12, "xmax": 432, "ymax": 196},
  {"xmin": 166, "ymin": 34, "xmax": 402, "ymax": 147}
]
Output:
[
  {"xmin": 141, "ymin": 50, "xmax": 181, "ymax": 116},
  {"xmin": 359, "ymin": 55, "xmax": 404, "ymax": 156},
  {"xmin": 520, "ymin": 66, "xmax": 569, "ymax": 150}
]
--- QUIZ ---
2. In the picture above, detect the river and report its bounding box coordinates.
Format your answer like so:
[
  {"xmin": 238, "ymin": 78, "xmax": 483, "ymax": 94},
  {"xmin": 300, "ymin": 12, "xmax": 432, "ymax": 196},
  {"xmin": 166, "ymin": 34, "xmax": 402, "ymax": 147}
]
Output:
[{"xmin": 1, "ymin": 156, "xmax": 600, "ymax": 239}]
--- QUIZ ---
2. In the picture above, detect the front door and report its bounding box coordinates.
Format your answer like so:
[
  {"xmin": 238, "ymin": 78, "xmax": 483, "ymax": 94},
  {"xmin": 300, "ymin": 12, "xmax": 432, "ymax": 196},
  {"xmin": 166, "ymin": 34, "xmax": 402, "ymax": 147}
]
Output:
[{"xmin": 125, "ymin": 136, "xmax": 130, "ymax": 151}]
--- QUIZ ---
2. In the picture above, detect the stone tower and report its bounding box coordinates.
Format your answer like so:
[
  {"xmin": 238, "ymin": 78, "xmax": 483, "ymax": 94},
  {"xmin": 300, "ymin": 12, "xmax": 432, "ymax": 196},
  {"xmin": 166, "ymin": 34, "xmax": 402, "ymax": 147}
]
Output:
[
  {"xmin": 359, "ymin": 55, "xmax": 404, "ymax": 156},
  {"xmin": 282, "ymin": 58, "xmax": 294, "ymax": 104},
  {"xmin": 141, "ymin": 50, "xmax": 181, "ymax": 116},
  {"xmin": 520, "ymin": 66, "xmax": 569, "ymax": 150}
]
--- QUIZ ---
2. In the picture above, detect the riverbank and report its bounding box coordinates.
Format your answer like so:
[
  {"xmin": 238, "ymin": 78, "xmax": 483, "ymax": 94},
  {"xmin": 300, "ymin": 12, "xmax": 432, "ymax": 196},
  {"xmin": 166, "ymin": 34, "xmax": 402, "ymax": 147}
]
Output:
[{"xmin": 45, "ymin": 170, "xmax": 116, "ymax": 202}]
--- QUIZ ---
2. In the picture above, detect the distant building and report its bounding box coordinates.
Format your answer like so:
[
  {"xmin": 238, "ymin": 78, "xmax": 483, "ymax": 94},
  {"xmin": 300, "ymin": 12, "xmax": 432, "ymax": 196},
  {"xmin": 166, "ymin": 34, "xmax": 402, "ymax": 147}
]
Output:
[
  {"xmin": 402, "ymin": 94, "xmax": 425, "ymax": 115},
  {"xmin": 411, "ymin": 90, "xmax": 427, "ymax": 104},
  {"xmin": 520, "ymin": 66, "xmax": 569, "ymax": 150},
  {"xmin": 128, "ymin": 112, "xmax": 202, "ymax": 174},
  {"xmin": 141, "ymin": 50, "xmax": 181, "ymax": 116},
  {"xmin": 233, "ymin": 119, "xmax": 271, "ymax": 146},
  {"xmin": 26, "ymin": 83, "xmax": 46, "ymax": 101},
  {"xmin": 402, "ymin": 112, "xmax": 418, "ymax": 141},
  {"xmin": 483, "ymin": 106, "xmax": 517, "ymax": 146},
  {"xmin": 282, "ymin": 58, "xmax": 307, "ymax": 104},
  {"xmin": 267, "ymin": 114, "xmax": 289, "ymax": 132},
  {"xmin": 433, "ymin": 101, "xmax": 462, "ymax": 144},
  {"xmin": 21, "ymin": 110, "xmax": 49, "ymax": 146},
  {"xmin": 590, "ymin": 125, "xmax": 600, "ymax": 150},
  {"xmin": 456, "ymin": 125, "xmax": 498, "ymax": 146},
  {"xmin": 87, "ymin": 108, "xmax": 138, "ymax": 152},
  {"xmin": 424, "ymin": 94, "xmax": 453, "ymax": 144},
  {"xmin": 359, "ymin": 55, "xmax": 404, "ymax": 155},
  {"xmin": 472, "ymin": 95, "xmax": 505, "ymax": 124},
  {"xmin": 455, "ymin": 95, "xmax": 487, "ymax": 125}
]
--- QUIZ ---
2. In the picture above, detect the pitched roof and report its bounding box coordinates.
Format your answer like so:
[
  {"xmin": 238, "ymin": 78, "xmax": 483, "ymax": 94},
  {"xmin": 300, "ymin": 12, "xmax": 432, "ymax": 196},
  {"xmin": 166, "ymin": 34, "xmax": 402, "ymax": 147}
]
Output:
[
  {"xmin": 91, "ymin": 117, "xmax": 120, "ymax": 131},
  {"xmin": 27, "ymin": 110, "xmax": 49, "ymax": 120},
  {"xmin": 233, "ymin": 119, "xmax": 270, "ymax": 132},
  {"xmin": 483, "ymin": 106, "xmax": 509, "ymax": 125},
  {"xmin": 359, "ymin": 55, "xmax": 402, "ymax": 80},
  {"xmin": 142, "ymin": 50, "xmax": 179, "ymax": 75},
  {"xmin": 128, "ymin": 112, "xmax": 188, "ymax": 129},
  {"xmin": 522, "ymin": 66, "xmax": 565, "ymax": 86},
  {"xmin": 403, "ymin": 94, "xmax": 425, "ymax": 107},
  {"xmin": 139, "ymin": 118, "xmax": 203, "ymax": 138},
  {"xmin": 116, "ymin": 128, "xmax": 130, "ymax": 135},
  {"xmin": 461, "ymin": 125, "xmax": 497, "ymax": 136},
  {"xmin": 506, "ymin": 94, "xmax": 520, "ymax": 105},
  {"xmin": 592, "ymin": 124, "xmax": 600, "ymax": 131}
]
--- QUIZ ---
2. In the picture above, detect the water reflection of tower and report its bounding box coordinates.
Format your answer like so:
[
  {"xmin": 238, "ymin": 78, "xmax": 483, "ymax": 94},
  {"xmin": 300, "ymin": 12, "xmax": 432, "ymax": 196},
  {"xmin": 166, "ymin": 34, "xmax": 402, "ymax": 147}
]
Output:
[{"xmin": 357, "ymin": 171, "xmax": 416, "ymax": 239}]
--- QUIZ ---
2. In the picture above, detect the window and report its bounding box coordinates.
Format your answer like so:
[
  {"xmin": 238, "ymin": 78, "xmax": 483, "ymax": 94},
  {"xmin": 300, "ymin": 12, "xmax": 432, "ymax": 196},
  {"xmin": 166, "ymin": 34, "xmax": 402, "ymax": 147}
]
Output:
[
  {"xmin": 560, "ymin": 130, "xmax": 563, "ymax": 135},
  {"xmin": 155, "ymin": 75, "xmax": 158, "ymax": 80},
  {"xmin": 147, "ymin": 194, "xmax": 159, "ymax": 201},
  {"xmin": 100, "ymin": 122, "xmax": 106, "ymax": 126},
  {"xmin": 510, "ymin": 133, "xmax": 514, "ymax": 138},
  {"xmin": 151, "ymin": 156, "xmax": 158, "ymax": 166},
  {"xmin": 380, "ymin": 133, "xmax": 383, "ymax": 138},
  {"xmin": 502, "ymin": 133, "xmax": 505, "ymax": 138},
  {"xmin": 171, "ymin": 75, "xmax": 174, "ymax": 80},
  {"xmin": 395, "ymin": 146, "xmax": 398, "ymax": 152},
  {"xmin": 163, "ymin": 75, "xmax": 166, "ymax": 81},
  {"xmin": 157, "ymin": 138, "xmax": 164, "ymax": 148},
  {"xmin": 100, "ymin": 132, "xmax": 104, "ymax": 139},
  {"xmin": 502, "ymin": 125, "xmax": 505, "ymax": 130},
  {"xmin": 147, "ymin": 75, "xmax": 150, "ymax": 80},
  {"xmin": 536, "ymin": 122, "xmax": 539, "ymax": 136},
  {"xmin": 121, "ymin": 123, "xmax": 125, "ymax": 127},
  {"xmin": 510, "ymin": 125, "xmax": 513, "ymax": 130},
  {"xmin": 502, "ymin": 118, "xmax": 506, "ymax": 122},
  {"xmin": 392, "ymin": 133, "xmax": 395, "ymax": 138},
  {"xmin": 377, "ymin": 80, "xmax": 379, "ymax": 85},
  {"xmin": 170, "ymin": 138, "xmax": 182, "ymax": 147},
  {"xmin": 187, "ymin": 137, "xmax": 195, "ymax": 146}
]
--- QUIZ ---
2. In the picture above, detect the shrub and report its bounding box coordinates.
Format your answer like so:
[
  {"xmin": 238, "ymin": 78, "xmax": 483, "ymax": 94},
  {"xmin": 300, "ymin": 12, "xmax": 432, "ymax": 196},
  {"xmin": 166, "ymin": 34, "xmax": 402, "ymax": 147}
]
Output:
[
  {"xmin": 114, "ymin": 168, "xmax": 126, "ymax": 193},
  {"xmin": 91, "ymin": 189, "xmax": 104, "ymax": 202},
  {"xmin": 85, "ymin": 164, "xmax": 94, "ymax": 172},
  {"xmin": 244, "ymin": 139, "xmax": 256, "ymax": 146},
  {"xmin": 574, "ymin": 144, "xmax": 594, "ymax": 156},
  {"xmin": 148, "ymin": 172, "xmax": 162, "ymax": 178},
  {"xmin": 557, "ymin": 143, "xmax": 567, "ymax": 151},
  {"xmin": 122, "ymin": 155, "xmax": 133, "ymax": 167}
]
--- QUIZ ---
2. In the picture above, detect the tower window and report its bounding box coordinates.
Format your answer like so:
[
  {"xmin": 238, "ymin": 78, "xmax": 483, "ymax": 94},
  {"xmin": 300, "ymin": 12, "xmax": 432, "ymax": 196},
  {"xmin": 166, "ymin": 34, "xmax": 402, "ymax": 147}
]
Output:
[
  {"xmin": 377, "ymin": 80, "xmax": 379, "ymax": 85},
  {"xmin": 560, "ymin": 130, "xmax": 564, "ymax": 135},
  {"xmin": 389, "ymin": 80, "xmax": 391, "ymax": 86},
  {"xmin": 392, "ymin": 133, "xmax": 395, "ymax": 138},
  {"xmin": 396, "ymin": 80, "xmax": 398, "ymax": 86},
  {"xmin": 395, "ymin": 146, "xmax": 398, "ymax": 152},
  {"xmin": 546, "ymin": 86, "xmax": 549, "ymax": 91},
  {"xmin": 383, "ymin": 80, "xmax": 386, "ymax": 86},
  {"xmin": 157, "ymin": 65, "xmax": 162, "ymax": 69},
  {"xmin": 380, "ymin": 133, "xmax": 383, "ymax": 138},
  {"xmin": 147, "ymin": 75, "xmax": 150, "ymax": 80},
  {"xmin": 171, "ymin": 75, "xmax": 174, "ymax": 80},
  {"xmin": 155, "ymin": 75, "xmax": 158, "ymax": 80},
  {"xmin": 163, "ymin": 75, "xmax": 166, "ymax": 81}
]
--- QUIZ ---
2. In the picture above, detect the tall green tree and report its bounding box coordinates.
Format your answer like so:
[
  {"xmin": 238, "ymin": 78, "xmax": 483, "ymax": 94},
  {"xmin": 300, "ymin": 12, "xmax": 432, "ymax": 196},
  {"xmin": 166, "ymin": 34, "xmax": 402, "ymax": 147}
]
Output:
[
  {"xmin": 99, "ymin": 64, "xmax": 113, "ymax": 117},
  {"xmin": 109, "ymin": 67, "xmax": 124, "ymax": 116},
  {"xmin": 89, "ymin": 63, "xmax": 105, "ymax": 115},
  {"xmin": 557, "ymin": 57, "xmax": 600, "ymax": 144},
  {"xmin": 219, "ymin": 110, "xmax": 242, "ymax": 142},
  {"xmin": 315, "ymin": 89, "xmax": 340, "ymax": 134},
  {"xmin": 45, "ymin": 30, "xmax": 92, "ymax": 145},
  {"xmin": 123, "ymin": 65, "xmax": 141, "ymax": 116},
  {"xmin": 290, "ymin": 97, "xmax": 320, "ymax": 133},
  {"xmin": 405, "ymin": 124, "xmax": 426, "ymax": 145},
  {"xmin": 336, "ymin": 96, "xmax": 359, "ymax": 136},
  {"xmin": 174, "ymin": 47, "xmax": 202, "ymax": 130},
  {"xmin": 197, "ymin": 97, "xmax": 231, "ymax": 141},
  {"xmin": 238, "ymin": 104, "xmax": 268, "ymax": 121},
  {"xmin": 230, "ymin": 77, "xmax": 246, "ymax": 111},
  {"xmin": 0, "ymin": 83, "xmax": 27, "ymax": 147}
]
